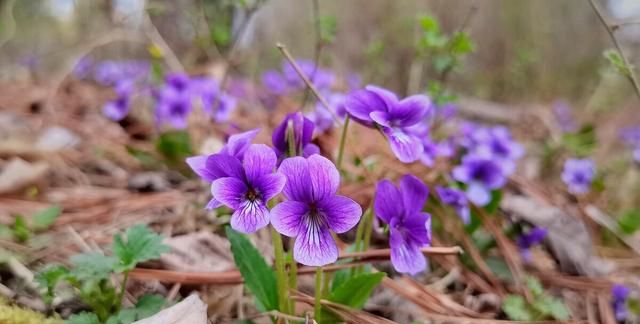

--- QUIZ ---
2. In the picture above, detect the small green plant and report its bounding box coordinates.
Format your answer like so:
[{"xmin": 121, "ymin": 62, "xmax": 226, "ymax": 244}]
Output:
[
  {"xmin": 0, "ymin": 206, "xmax": 61, "ymax": 243},
  {"xmin": 36, "ymin": 224, "xmax": 170, "ymax": 323},
  {"xmin": 502, "ymin": 276, "xmax": 570, "ymax": 321},
  {"xmin": 417, "ymin": 14, "xmax": 474, "ymax": 105}
]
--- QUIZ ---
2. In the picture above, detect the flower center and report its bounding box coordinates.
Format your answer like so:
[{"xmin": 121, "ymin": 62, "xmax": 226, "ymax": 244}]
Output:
[{"xmin": 245, "ymin": 188, "xmax": 261, "ymax": 202}]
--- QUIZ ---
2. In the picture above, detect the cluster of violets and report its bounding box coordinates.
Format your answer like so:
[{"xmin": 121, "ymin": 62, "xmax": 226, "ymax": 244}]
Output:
[
  {"xmin": 152, "ymin": 73, "xmax": 237, "ymax": 129},
  {"xmin": 75, "ymin": 58, "xmax": 237, "ymax": 128},
  {"xmin": 620, "ymin": 125, "xmax": 640, "ymax": 163},
  {"xmin": 186, "ymin": 79, "xmax": 530, "ymax": 274},
  {"xmin": 187, "ymin": 109, "xmax": 436, "ymax": 273},
  {"xmin": 561, "ymin": 158, "xmax": 596, "ymax": 195}
]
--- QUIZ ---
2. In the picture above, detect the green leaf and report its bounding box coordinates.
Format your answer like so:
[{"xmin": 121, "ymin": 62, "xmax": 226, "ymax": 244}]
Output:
[
  {"xmin": 106, "ymin": 294, "xmax": 165, "ymax": 324},
  {"xmin": 67, "ymin": 312, "xmax": 101, "ymax": 324},
  {"xmin": 70, "ymin": 252, "xmax": 117, "ymax": 281},
  {"xmin": 211, "ymin": 21, "xmax": 231, "ymax": 47},
  {"xmin": 628, "ymin": 297, "xmax": 640, "ymax": 315},
  {"xmin": 484, "ymin": 190, "xmax": 502, "ymax": 214},
  {"xmin": 156, "ymin": 131, "xmax": 193, "ymax": 165},
  {"xmin": 502, "ymin": 295, "xmax": 534, "ymax": 321},
  {"xmin": 617, "ymin": 209, "xmax": 640, "ymax": 235},
  {"xmin": 604, "ymin": 49, "xmax": 633, "ymax": 77},
  {"xmin": 35, "ymin": 265, "xmax": 70, "ymax": 304},
  {"xmin": 319, "ymin": 15, "xmax": 337, "ymax": 44},
  {"xmin": 419, "ymin": 15, "xmax": 440, "ymax": 33},
  {"xmin": 524, "ymin": 276, "xmax": 544, "ymax": 296},
  {"xmin": 225, "ymin": 227, "xmax": 278, "ymax": 311},
  {"xmin": 328, "ymin": 272, "xmax": 385, "ymax": 309},
  {"xmin": 112, "ymin": 224, "xmax": 170, "ymax": 273},
  {"xmin": 485, "ymin": 257, "xmax": 512, "ymax": 282},
  {"xmin": 532, "ymin": 295, "xmax": 570, "ymax": 320},
  {"xmin": 450, "ymin": 31, "xmax": 474, "ymax": 55},
  {"xmin": 561, "ymin": 124, "xmax": 597, "ymax": 157},
  {"xmin": 32, "ymin": 206, "xmax": 61, "ymax": 231},
  {"xmin": 12, "ymin": 215, "xmax": 31, "ymax": 242},
  {"xmin": 126, "ymin": 146, "xmax": 160, "ymax": 169}
]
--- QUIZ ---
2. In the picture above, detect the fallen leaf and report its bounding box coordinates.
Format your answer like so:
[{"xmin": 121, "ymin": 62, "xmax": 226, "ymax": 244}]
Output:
[
  {"xmin": 0, "ymin": 158, "xmax": 49, "ymax": 194},
  {"xmin": 133, "ymin": 294, "xmax": 207, "ymax": 324}
]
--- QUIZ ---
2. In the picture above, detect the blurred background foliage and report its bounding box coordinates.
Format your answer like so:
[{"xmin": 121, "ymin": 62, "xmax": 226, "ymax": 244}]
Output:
[{"xmin": 1, "ymin": 0, "xmax": 639, "ymax": 107}]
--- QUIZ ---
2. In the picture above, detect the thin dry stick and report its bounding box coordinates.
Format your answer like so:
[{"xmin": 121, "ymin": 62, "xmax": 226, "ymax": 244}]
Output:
[
  {"xmin": 129, "ymin": 246, "xmax": 461, "ymax": 284},
  {"xmin": 276, "ymin": 43, "xmax": 341, "ymax": 122},
  {"xmin": 142, "ymin": 13, "xmax": 184, "ymax": 73},
  {"xmin": 588, "ymin": 0, "xmax": 640, "ymax": 101},
  {"xmin": 340, "ymin": 246, "xmax": 462, "ymax": 259}
]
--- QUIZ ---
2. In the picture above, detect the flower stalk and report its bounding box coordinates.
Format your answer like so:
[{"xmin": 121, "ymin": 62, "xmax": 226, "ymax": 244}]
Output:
[
  {"xmin": 336, "ymin": 115, "xmax": 350, "ymax": 172},
  {"xmin": 270, "ymin": 226, "xmax": 290, "ymax": 314},
  {"xmin": 314, "ymin": 266, "xmax": 323, "ymax": 322}
]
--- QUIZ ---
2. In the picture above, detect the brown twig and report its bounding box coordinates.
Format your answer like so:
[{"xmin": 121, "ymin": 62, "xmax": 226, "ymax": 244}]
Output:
[
  {"xmin": 130, "ymin": 246, "xmax": 461, "ymax": 284},
  {"xmin": 588, "ymin": 0, "xmax": 640, "ymax": 101},
  {"xmin": 275, "ymin": 43, "xmax": 340, "ymax": 122}
]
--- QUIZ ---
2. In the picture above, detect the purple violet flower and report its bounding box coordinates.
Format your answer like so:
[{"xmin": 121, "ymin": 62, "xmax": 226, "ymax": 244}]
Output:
[
  {"xmin": 612, "ymin": 284, "xmax": 631, "ymax": 322},
  {"xmin": 155, "ymin": 87, "xmax": 193, "ymax": 129},
  {"xmin": 271, "ymin": 155, "xmax": 362, "ymax": 266},
  {"xmin": 374, "ymin": 175, "xmax": 431, "ymax": 275},
  {"xmin": 516, "ymin": 227, "xmax": 547, "ymax": 262},
  {"xmin": 272, "ymin": 112, "xmax": 320, "ymax": 158},
  {"xmin": 561, "ymin": 158, "xmax": 596, "ymax": 195},
  {"xmin": 186, "ymin": 129, "xmax": 260, "ymax": 209},
  {"xmin": 452, "ymin": 154, "xmax": 507, "ymax": 206},
  {"xmin": 103, "ymin": 80, "xmax": 134, "ymax": 121},
  {"xmin": 436, "ymin": 186, "xmax": 470, "ymax": 224},
  {"xmin": 620, "ymin": 126, "xmax": 640, "ymax": 163},
  {"xmin": 343, "ymin": 85, "xmax": 431, "ymax": 163},
  {"xmin": 207, "ymin": 144, "xmax": 285, "ymax": 233}
]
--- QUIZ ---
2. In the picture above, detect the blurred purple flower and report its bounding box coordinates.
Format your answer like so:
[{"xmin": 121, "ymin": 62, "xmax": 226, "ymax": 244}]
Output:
[
  {"xmin": 620, "ymin": 126, "xmax": 640, "ymax": 163},
  {"xmin": 343, "ymin": 85, "xmax": 431, "ymax": 163},
  {"xmin": 282, "ymin": 59, "xmax": 335, "ymax": 91},
  {"xmin": 436, "ymin": 186, "xmax": 470, "ymax": 224},
  {"xmin": 103, "ymin": 80, "xmax": 134, "ymax": 121},
  {"xmin": 208, "ymin": 144, "xmax": 285, "ymax": 233},
  {"xmin": 552, "ymin": 100, "xmax": 577, "ymax": 133},
  {"xmin": 73, "ymin": 57, "xmax": 93, "ymax": 79},
  {"xmin": 272, "ymin": 112, "xmax": 320, "ymax": 158},
  {"xmin": 347, "ymin": 73, "xmax": 362, "ymax": 91},
  {"xmin": 375, "ymin": 175, "xmax": 431, "ymax": 275},
  {"xmin": 612, "ymin": 284, "xmax": 631, "ymax": 322},
  {"xmin": 271, "ymin": 155, "xmax": 362, "ymax": 266},
  {"xmin": 165, "ymin": 73, "xmax": 191, "ymax": 92},
  {"xmin": 262, "ymin": 70, "xmax": 289, "ymax": 95},
  {"xmin": 561, "ymin": 158, "xmax": 596, "ymax": 195},
  {"xmin": 437, "ymin": 103, "xmax": 458, "ymax": 120},
  {"xmin": 94, "ymin": 60, "xmax": 149, "ymax": 86},
  {"xmin": 155, "ymin": 87, "xmax": 193, "ymax": 129},
  {"xmin": 516, "ymin": 227, "xmax": 547, "ymax": 262},
  {"xmin": 452, "ymin": 154, "xmax": 506, "ymax": 206}
]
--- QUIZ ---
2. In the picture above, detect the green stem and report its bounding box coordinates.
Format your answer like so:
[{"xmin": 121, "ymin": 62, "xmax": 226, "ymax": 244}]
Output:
[
  {"xmin": 287, "ymin": 242, "xmax": 297, "ymax": 313},
  {"xmin": 271, "ymin": 226, "xmax": 289, "ymax": 314},
  {"xmin": 356, "ymin": 208, "xmax": 374, "ymax": 276},
  {"xmin": 362, "ymin": 208, "xmax": 374, "ymax": 251},
  {"xmin": 336, "ymin": 115, "xmax": 350, "ymax": 172},
  {"xmin": 287, "ymin": 120, "xmax": 297, "ymax": 157},
  {"xmin": 350, "ymin": 208, "xmax": 367, "ymax": 277},
  {"xmin": 314, "ymin": 267, "xmax": 323, "ymax": 322},
  {"xmin": 116, "ymin": 271, "xmax": 130, "ymax": 312}
]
